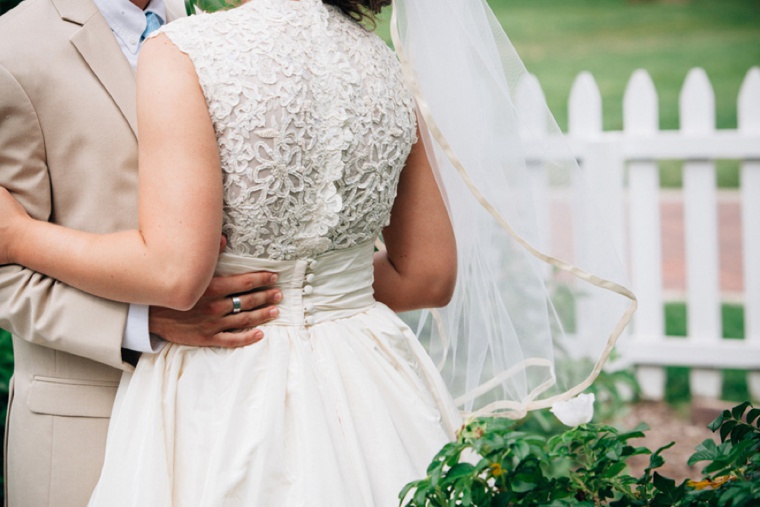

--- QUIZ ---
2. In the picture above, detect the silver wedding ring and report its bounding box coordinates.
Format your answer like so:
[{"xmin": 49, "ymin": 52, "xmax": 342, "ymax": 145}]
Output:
[{"xmin": 231, "ymin": 295, "xmax": 242, "ymax": 314}]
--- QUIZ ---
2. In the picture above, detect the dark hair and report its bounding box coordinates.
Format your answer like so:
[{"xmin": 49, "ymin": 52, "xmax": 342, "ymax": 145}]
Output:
[{"xmin": 323, "ymin": 0, "xmax": 391, "ymax": 26}]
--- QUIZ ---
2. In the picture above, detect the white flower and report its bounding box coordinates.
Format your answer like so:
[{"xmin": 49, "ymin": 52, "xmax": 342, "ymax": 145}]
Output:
[{"xmin": 550, "ymin": 393, "xmax": 595, "ymax": 427}]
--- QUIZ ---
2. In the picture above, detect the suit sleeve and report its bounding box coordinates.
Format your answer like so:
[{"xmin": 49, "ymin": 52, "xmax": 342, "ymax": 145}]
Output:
[{"xmin": 0, "ymin": 63, "xmax": 132, "ymax": 370}]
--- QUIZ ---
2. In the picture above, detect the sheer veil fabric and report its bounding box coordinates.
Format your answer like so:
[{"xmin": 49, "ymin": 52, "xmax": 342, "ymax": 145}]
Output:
[{"xmin": 389, "ymin": 0, "xmax": 637, "ymax": 418}]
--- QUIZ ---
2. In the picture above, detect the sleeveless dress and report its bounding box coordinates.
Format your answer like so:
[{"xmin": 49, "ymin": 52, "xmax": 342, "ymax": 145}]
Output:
[{"xmin": 88, "ymin": 1, "xmax": 462, "ymax": 506}]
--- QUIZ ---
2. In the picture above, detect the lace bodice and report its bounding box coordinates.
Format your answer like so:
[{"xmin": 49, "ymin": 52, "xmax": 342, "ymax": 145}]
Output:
[{"xmin": 154, "ymin": 0, "xmax": 417, "ymax": 260}]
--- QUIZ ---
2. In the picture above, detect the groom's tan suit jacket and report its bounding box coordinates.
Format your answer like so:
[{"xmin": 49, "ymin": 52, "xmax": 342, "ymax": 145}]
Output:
[{"xmin": 0, "ymin": 0, "xmax": 183, "ymax": 505}]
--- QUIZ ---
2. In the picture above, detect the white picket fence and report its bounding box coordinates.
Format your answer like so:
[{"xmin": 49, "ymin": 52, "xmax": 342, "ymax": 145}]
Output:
[{"xmin": 532, "ymin": 67, "xmax": 760, "ymax": 401}]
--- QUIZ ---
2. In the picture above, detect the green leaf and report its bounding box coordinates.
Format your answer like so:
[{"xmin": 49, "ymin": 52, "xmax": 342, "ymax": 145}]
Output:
[
  {"xmin": 514, "ymin": 440, "xmax": 533, "ymax": 460},
  {"xmin": 618, "ymin": 429, "xmax": 647, "ymax": 441},
  {"xmin": 510, "ymin": 476, "xmax": 539, "ymax": 493},
  {"xmin": 720, "ymin": 420, "xmax": 738, "ymax": 443},
  {"xmin": 398, "ymin": 482, "xmax": 416, "ymax": 504},
  {"xmin": 714, "ymin": 481, "xmax": 760, "ymax": 507},
  {"xmin": 701, "ymin": 439, "xmax": 753, "ymax": 475},
  {"xmin": 708, "ymin": 411, "xmax": 726, "ymax": 432},
  {"xmin": 429, "ymin": 466, "xmax": 442, "ymax": 487},
  {"xmin": 652, "ymin": 472, "xmax": 676, "ymax": 493},
  {"xmin": 731, "ymin": 401, "xmax": 751, "ymax": 420},
  {"xmin": 747, "ymin": 408, "xmax": 760, "ymax": 426},
  {"xmin": 444, "ymin": 450, "xmax": 462, "ymax": 468},
  {"xmin": 454, "ymin": 480, "xmax": 473, "ymax": 507},
  {"xmin": 621, "ymin": 444, "xmax": 650, "ymax": 458},
  {"xmin": 730, "ymin": 423, "xmax": 753, "ymax": 444},
  {"xmin": 648, "ymin": 452, "xmax": 666, "ymax": 471},
  {"xmin": 630, "ymin": 422, "xmax": 651, "ymax": 433},
  {"xmin": 646, "ymin": 441, "xmax": 675, "ymax": 472},
  {"xmin": 543, "ymin": 457, "xmax": 574, "ymax": 480},
  {"xmin": 412, "ymin": 483, "xmax": 428, "ymax": 505},
  {"xmin": 688, "ymin": 438, "xmax": 726, "ymax": 466},
  {"xmin": 652, "ymin": 473, "xmax": 688, "ymax": 505},
  {"xmin": 602, "ymin": 461, "xmax": 628, "ymax": 478},
  {"xmin": 445, "ymin": 463, "xmax": 475, "ymax": 480}
]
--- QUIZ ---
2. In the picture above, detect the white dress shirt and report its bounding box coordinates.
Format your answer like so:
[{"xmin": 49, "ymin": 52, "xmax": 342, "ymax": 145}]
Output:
[
  {"xmin": 93, "ymin": 0, "xmax": 167, "ymax": 70},
  {"xmin": 94, "ymin": 0, "xmax": 168, "ymax": 352}
]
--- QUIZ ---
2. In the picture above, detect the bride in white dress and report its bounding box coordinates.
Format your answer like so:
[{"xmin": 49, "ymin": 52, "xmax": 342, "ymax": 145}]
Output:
[
  {"xmin": 0, "ymin": 0, "xmax": 638, "ymax": 504},
  {"xmin": 0, "ymin": 0, "xmax": 462, "ymax": 504}
]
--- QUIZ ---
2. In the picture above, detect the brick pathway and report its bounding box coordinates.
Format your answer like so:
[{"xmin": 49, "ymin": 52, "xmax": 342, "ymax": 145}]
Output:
[{"xmin": 660, "ymin": 191, "xmax": 743, "ymax": 297}]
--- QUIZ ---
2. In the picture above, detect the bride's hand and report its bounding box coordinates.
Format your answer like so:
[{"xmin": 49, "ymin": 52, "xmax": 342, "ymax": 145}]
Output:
[{"xmin": 0, "ymin": 187, "xmax": 31, "ymax": 265}]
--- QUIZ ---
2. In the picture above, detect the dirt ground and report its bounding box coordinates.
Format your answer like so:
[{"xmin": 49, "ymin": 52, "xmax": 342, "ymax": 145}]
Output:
[{"xmin": 616, "ymin": 401, "xmax": 724, "ymax": 482}]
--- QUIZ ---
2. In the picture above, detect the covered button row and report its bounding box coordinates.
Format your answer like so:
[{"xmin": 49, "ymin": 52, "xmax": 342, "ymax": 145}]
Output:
[
  {"xmin": 302, "ymin": 258, "xmax": 318, "ymax": 325},
  {"xmin": 302, "ymin": 260, "xmax": 317, "ymax": 295}
]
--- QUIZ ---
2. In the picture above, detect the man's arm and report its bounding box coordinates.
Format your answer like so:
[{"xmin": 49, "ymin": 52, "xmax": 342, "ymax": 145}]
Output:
[{"xmin": 0, "ymin": 63, "xmax": 131, "ymax": 368}]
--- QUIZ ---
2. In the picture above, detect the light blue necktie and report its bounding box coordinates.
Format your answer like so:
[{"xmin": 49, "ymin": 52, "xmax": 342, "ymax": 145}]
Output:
[{"xmin": 141, "ymin": 11, "xmax": 163, "ymax": 42}]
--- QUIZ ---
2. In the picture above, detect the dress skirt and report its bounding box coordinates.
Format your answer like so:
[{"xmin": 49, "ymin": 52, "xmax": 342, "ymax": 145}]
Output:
[{"xmin": 88, "ymin": 241, "xmax": 462, "ymax": 506}]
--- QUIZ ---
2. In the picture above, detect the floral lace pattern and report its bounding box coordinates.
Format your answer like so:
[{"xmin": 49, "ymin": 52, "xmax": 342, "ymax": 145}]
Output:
[{"xmin": 152, "ymin": 0, "xmax": 417, "ymax": 260}]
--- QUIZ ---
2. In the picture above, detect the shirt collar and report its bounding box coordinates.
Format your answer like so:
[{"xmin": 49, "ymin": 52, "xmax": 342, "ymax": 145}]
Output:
[{"xmin": 93, "ymin": 0, "xmax": 167, "ymax": 55}]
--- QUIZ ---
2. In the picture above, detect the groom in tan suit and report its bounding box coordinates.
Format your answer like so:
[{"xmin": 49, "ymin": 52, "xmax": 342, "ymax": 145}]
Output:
[{"xmin": 0, "ymin": 0, "xmax": 280, "ymax": 505}]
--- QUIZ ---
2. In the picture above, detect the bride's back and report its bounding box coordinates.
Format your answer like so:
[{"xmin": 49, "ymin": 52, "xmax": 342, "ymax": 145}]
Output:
[{"xmin": 157, "ymin": 0, "xmax": 417, "ymax": 261}]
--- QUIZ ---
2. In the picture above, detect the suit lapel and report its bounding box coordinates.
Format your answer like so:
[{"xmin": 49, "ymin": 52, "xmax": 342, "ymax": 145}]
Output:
[
  {"xmin": 52, "ymin": 0, "xmax": 189, "ymax": 137},
  {"xmin": 54, "ymin": 0, "xmax": 138, "ymax": 136}
]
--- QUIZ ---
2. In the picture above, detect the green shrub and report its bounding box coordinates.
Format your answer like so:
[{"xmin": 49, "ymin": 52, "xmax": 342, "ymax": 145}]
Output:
[
  {"xmin": 401, "ymin": 402, "xmax": 760, "ymax": 507},
  {"xmin": 0, "ymin": 0, "xmax": 21, "ymax": 16}
]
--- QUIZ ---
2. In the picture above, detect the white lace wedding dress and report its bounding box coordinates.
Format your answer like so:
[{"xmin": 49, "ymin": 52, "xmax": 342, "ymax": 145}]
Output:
[{"xmin": 88, "ymin": 1, "xmax": 461, "ymax": 505}]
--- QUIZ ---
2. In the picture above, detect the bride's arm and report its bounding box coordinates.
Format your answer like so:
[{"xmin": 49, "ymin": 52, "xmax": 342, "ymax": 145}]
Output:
[
  {"xmin": 373, "ymin": 133, "xmax": 457, "ymax": 312},
  {"xmin": 0, "ymin": 35, "xmax": 221, "ymax": 311}
]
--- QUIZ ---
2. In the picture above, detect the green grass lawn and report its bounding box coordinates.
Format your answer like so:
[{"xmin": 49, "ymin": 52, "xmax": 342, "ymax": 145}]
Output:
[
  {"xmin": 377, "ymin": 0, "xmax": 760, "ymax": 133},
  {"xmin": 663, "ymin": 302, "xmax": 754, "ymax": 404}
]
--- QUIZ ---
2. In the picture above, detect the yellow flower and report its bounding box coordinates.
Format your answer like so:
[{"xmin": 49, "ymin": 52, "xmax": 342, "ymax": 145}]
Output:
[
  {"xmin": 687, "ymin": 475, "xmax": 732, "ymax": 490},
  {"xmin": 490, "ymin": 463, "xmax": 504, "ymax": 477}
]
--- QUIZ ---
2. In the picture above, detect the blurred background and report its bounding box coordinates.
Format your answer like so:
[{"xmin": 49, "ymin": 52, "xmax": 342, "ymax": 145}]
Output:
[{"xmin": 376, "ymin": 0, "xmax": 760, "ymax": 132}]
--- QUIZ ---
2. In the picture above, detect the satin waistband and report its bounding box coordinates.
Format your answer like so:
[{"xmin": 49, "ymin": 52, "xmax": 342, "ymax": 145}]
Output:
[{"xmin": 215, "ymin": 241, "xmax": 376, "ymax": 326}]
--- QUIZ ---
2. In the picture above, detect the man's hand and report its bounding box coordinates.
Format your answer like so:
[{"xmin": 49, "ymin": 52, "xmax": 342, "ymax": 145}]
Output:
[{"xmin": 149, "ymin": 271, "xmax": 281, "ymax": 348}]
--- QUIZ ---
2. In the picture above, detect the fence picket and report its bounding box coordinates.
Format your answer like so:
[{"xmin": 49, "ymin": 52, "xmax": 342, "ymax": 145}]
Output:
[
  {"xmin": 569, "ymin": 72, "xmax": 600, "ymax": 353},
  {"xmin": 680, "ymin": 68, "xmax": 722, "ymax": 399},
  {"xmin": 569, "ymin": 73, "xmax": 627, "ymax": 359},
  {"xmin": 739, "ymin": 67, "xmax": 760, "ymax": 401},
  {"xmin": 569, "ymin": 71, "xmax": 602, "ymax": 137},
  {"xmin": 569, "ymin": 73, "xmax": 601, "ymax": 351},
  {"xmin": 624, "ymin": 70, "xmax": 665, "ymax": 399},
  {"xmin": 516, "ymin": 74, "xmax": 552, "ymax": 255},
  {"xmin": 570, "ymin": 74, "xmax": 625, "ymax": 261}
]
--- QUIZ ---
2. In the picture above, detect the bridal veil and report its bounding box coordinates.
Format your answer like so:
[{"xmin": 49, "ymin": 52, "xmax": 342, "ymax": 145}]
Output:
[{"xmin": 390, "ymin": 0, "xmax": 637, "ymax": 418}]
